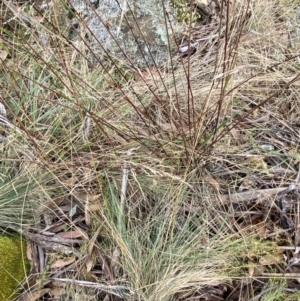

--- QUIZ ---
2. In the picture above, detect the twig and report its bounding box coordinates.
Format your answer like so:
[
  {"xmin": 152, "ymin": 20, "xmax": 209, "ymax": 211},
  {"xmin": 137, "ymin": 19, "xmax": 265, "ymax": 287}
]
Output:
[
  {"xmin": 50, "ymin": 278, "xmax": 128, "ymax": 297},
  {"xmin": 16, "ymin": 229, "xmax": 84, "ymax": 256}
]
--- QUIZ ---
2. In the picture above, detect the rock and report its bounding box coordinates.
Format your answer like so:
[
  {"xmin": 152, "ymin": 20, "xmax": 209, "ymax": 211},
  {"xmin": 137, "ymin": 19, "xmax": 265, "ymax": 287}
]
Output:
[
  {"xmin": 0, "ymin": 236, "xmax": 29, "ymax": 301},
  {"xmin": 290, "ymin": 6, "xmax": 300, "ymax": 45},
  {"xmin": 69, "ymin": 0, "xmax": 185, "ymax": 66}
]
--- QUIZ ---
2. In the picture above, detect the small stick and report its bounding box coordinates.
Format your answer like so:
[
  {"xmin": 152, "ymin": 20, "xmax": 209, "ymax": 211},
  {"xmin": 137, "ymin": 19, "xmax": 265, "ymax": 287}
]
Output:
[{"xmin": 50, "ymin": 278, "xmax": 128, "ymax": 297}]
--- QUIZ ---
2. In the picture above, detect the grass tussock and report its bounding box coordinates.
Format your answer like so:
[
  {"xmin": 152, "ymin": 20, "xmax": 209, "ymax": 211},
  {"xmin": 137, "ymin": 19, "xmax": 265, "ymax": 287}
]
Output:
[{"xmin": 0, "ymin": 0, "xmax": 300, "ymax": 300}]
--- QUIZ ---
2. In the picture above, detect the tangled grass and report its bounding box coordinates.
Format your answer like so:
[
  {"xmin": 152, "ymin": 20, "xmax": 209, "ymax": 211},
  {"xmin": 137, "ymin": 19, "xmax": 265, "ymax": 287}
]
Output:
[{"xmin": 0, "ymin": 0, "xmax": 300, "ymax": 300}]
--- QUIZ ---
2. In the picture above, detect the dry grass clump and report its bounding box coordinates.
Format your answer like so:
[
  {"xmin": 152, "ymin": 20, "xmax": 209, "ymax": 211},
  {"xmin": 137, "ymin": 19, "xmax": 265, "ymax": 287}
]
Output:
[{"xmin": 0, "ymin": 0, "xmax": 300, "ymax": 300}]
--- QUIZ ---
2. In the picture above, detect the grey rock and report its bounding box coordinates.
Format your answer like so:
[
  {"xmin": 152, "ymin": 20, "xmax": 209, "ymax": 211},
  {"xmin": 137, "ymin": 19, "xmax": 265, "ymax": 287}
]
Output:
[
  {"xmin": 70, "ymin": 0, "xmax": 184, "ymax": 66},
  {"xmin": 288, "ymin": 6, "xmax": 300, "ymax": 47}
]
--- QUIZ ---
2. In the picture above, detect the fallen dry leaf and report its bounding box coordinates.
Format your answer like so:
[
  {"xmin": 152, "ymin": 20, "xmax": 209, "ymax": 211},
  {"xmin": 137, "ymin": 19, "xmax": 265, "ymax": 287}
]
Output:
[
  {"xmin": 83, "ymin": 226, "xmax": 102, "ymax": 272},
  {"xmin": 0, "ymin": 49, "xmax": 8, "ymax": 62},
  {"xmin": 23, "ymin": 288, "xmax": 51, "ymax": 301},
  {"xmin": 183, "ymin": 187, "xmax": 289, "ymax": 211},
  {"xmin": 72, "ymin": 191, "xmax": 101, "ymax": 202},
  {"xmin": 51, "ymin": 280, "xmax": 67, "ymax": 288},
  {"xmin": 249, "ymin": 264, "xmax": 265, "ymax": 277},
  {"xmin": 55, "ymin": 230, "xmax": 85, "ymax": 239},
  {"xmin": 50, "ymin": 256, "xmax": 76, "ymax": 269},
  {"xmin": 204, "ymin": 174, "xmax": 220, "ymax": 191},
  {"xmin": 85, "ymin": 270, "xmax": 98, "ymax": 281},
  {"xmin": 230, "ymin": 128, "xmax": 243, "ymax": 141},
  {"xmin": 87, "ymin": 203, "xmax": 102, "ymax": 211},
  {"xmin": 244, "ymin": 114, "xmax": 270, "ymax": 124},
  {"xmin": 49, "ymin": 287, "xmax": 66, "ymax": 297},
  {"xmin": 86, "ymin": 256, "xmax": 94, "ymax": 273},
  {"xmin": 256, "ymin": 225, "xmax": 267, "ymax": 238},
  {"xmin": 225, "ymin": 187, "xmax": 287, "ymax": 203},
  {"xmin": 88, "ymin": 226, "xmax": 102, "ymax": 255}
]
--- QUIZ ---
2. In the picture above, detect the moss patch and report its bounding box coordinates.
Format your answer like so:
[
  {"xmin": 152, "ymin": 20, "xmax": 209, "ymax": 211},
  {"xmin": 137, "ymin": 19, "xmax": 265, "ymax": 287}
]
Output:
[
  {"xmin": 0, "ymin": 236, "xmax": 29, "ymax": 301},
  {"xmin": 170, "ymin": 0, "xmax": 202, "ymax": 22}
]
